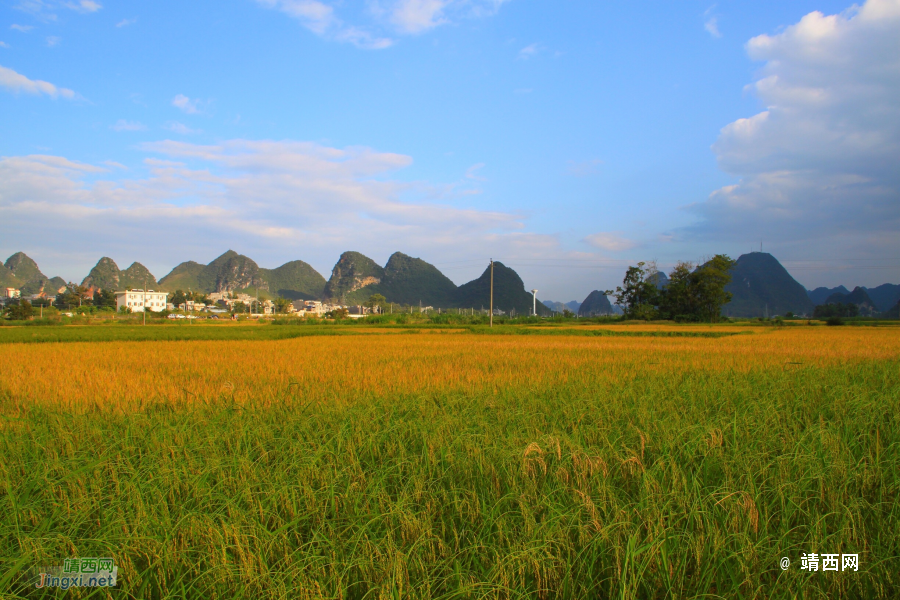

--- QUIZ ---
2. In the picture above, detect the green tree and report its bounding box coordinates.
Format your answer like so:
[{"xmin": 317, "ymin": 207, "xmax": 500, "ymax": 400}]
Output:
[
  {"xmin": 232, "ymin": 301, "xmax": 247, "ymax": 314},
  {"xmin": 329, "ymin": 307, "xmax": 349, "ymax": 319},
  {"xmin": 170, "ymin": 290, "xmax": 187, "ymax": 309},
  {"xmin": 55, "ymin": 283, "xmax": 89, "ymax": 309},
  {"xmin": 606, "ymin": 262, "xmax": 659, "ymax": 320},
  {"xmin": 813, "ymin": 302, "xmax": 858, "ymax": 319},
  {"xmin": 364, "ymin": 294, "xmax": 387, "ymax": 313},
  {"xmin": 658, "ymin": 261, "xmax": 699, "ymax": 321},
  {"xmin": 274, "ymin": 296, "xmax": 293, "ymax": 314},
  {"xmin": 692, "ymin": 254, "xmax": 735, "ymax": 322},
  {"xmin": 93, "ymin": 288, "xmax": 118, "ymax": 309},
  {"xmin": 5, "ymin": 300, "xmax": 34, "ymax": 320}
]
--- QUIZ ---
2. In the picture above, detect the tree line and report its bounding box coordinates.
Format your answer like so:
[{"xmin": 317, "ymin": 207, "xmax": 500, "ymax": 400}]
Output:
[{"xmin": 606, "ymin": 255, "xmax": 736, "ymax": 322}]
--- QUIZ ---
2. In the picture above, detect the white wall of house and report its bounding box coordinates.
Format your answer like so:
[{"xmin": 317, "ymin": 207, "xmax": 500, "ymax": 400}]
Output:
[{"xmin": 116, "ymin": 290, "xmax": 168, "ymax": 313}]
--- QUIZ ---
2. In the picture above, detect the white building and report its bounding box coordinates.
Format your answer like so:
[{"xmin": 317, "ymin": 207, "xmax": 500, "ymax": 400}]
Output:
[
  {"xmin": 4, "ymin": 288, "xmax": 20, "ymax": 299},
  {"xmin": 116, "ymin": 289, "xmax": 168, "ymax": 313}
]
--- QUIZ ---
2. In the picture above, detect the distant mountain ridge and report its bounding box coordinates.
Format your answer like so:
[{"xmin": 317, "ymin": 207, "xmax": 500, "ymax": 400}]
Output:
[
  {"xmin": 82, "ymin": 257, "xmax": 160, "ymax": 291},
  {"xmin": 856, "ymin": 284, "xmax": 900, "ymax": 313},
  {"xmin": 808, "ymin": 286, "xmax": 849, "ymax": 306},
  {"xmin": 8, "ymin": 248, "xmax": 895, "ymax": 318},
  {"xmin": 159, "ymin": 250, "xmax": 326, "ymax": 299},
  {"xmin": 3, "ymin": 252, "xmax": 66, "ymax": 296},
  {"xmin": 543, "ymin": 300, "xmax": 580, "ymax": 314},
  {"xmin": 724, "ymin": 252, "xmax": 814, "ymax": 317},
  {"xmin": 825, "ymin": 287, "xmax": 878, "ymax": 315},
  {"xmin": 324, "ymin": 252, "xmax": 551, "ymax": 314},
  {"xmin": 807, "ymin": 284, "xmax": 899, "ymax": 312},
  {"xmin": 454, "ymin": 262, "xmax": 552, "ymax": 315},
  {"xmin": 578, "ymin": 291, "xmax": 614, "ymax": 316}
]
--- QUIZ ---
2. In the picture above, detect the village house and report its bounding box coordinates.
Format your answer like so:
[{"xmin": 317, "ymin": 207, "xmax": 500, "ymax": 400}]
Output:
[{"xmin": 116, "ymin": 289, "xmax": 168, "ymax": 313}]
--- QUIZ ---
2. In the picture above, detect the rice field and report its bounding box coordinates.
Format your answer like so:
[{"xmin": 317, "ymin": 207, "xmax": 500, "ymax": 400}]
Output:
[{"xmin": 0, "ymin": 324, "xmax": 898, "ymax": 598}]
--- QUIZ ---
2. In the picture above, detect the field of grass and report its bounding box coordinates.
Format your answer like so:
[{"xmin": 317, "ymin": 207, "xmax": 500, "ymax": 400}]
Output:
[{"xmin": 0, "ymin": 324, "xmax": 898, "ymax": 598}]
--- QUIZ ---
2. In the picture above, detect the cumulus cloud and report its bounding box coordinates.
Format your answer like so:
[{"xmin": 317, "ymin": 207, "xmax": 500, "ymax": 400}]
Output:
[
  {"xmin": 111, "ymin": 119, "xmax": 146, "ymax": 132},
  {"xmin": 0, "ymin": 63, "xmax": 75, "ymax": 98},
  {"xmin": 116, "ymin": 18, "xmax": 136, "ymax": 27},
  {"xmin": 46, "ymin": 35, "xmax": 61, "ymax": 47},
  {"xmin": 257, "ymin": 0, "xmax": 510, "ymax": 48},
  {"xmin": 10, "ymin": 24, "xmax": 33, "ymax": 32},
  {"xmin": 584, "ymin": 232, "xmax": 637, "ymax": 252},
  {"xmin": 0, "ymin": 42, "xmax": 9, "ymax": 48},
  {"xmin": 687, "ymin": 0, "xmax": 900, "ymax": 258}
]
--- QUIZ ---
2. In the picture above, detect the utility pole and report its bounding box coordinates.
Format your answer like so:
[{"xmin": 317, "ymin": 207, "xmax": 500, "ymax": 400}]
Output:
[
  {"xmin": 531, "ymin": 289, "xmax": 538, "ymax": 316},
  {"xmin": 489, "ymin": 259, "xmax": 494, "ymax": 328}
]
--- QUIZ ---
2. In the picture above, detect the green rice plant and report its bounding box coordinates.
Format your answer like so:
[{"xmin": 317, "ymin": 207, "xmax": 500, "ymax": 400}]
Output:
[{"xmin": 0, "ymin": 328, "xmax": 897, "ymax": 598}]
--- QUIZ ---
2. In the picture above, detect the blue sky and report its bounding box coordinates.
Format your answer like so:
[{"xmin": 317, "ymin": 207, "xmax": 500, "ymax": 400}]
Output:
[{"xmin": 1, "ymin": 0, "xmax": 898, "ymax": 301}]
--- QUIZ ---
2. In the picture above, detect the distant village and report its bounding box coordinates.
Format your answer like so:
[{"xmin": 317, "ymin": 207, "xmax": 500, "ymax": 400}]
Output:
[{"xmin": 1, "ymin": 285, "xmax": 396, "ymax": 318}]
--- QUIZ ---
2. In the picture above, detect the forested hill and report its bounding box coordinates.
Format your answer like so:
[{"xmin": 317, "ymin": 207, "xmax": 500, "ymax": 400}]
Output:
[{"xmin": 723, "ymin": 252, "xmax": 814, "ymax": 317}]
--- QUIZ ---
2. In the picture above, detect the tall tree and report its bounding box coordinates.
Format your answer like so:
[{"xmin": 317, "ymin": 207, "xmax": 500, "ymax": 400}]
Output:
[
  {"xmin": 606, "ymin": 262, "xmax": 659, "ymax": 320},
  {"xmin": 274, "ymin": 296, "xmax": 293, "ymax": 314},
  {"xmin": 364, "ymin": 293, "xmax": 387, "ymax": 313},
  {"xmin": 170, "ymin": 290, "xmax": 187, "ymax": 309},
  {"xmin": 692, "ymin": 255, "xmax": 735, "ymax": 322},
  {"xmin": 5, "ymin": 300, "xmax": 33, "ymax": 320},
  {"xmin": 658, "ymin": 262, "xmax": 698, "ymax": 321}
]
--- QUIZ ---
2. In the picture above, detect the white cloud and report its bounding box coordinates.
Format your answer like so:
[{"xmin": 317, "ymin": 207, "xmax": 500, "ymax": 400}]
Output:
[
  {"xmin": 171, "ymin": 94, "xmax": 206, "ymax": 115},
  {"xmin": 703, "ymin": 4, "xmax": 721, "ymax": 38},
  {"xmin": 111, "ymin": 119, "xmax": 146, "ymax": 132},
  {"xmin": 10, "ymin": 24, "xmax": 34, "ymax": 32},
  {"xmin": 388, "ymin": 0, "xmax": 449, "ymax": 34},
  {"xmin": 164, "ymin": 121, "xmax": 201, "ymax": 135},
  {"xmin": 116, "ymin": 18, "xmax": 136, "ymax": 27},
  {"xmin": 465, "ymin": 162, "xmax": 486, "ymax": 181},
  {"xmin": 0, "ymin": 63, "xmax": 75, "ymax": 98},
  {"xmin": 14, "ymin": 0, "xmax": 101, "ymax": 20},
  {"xmin": 257, "ymin": 0, "xmax": 510, "ymax": 48},
  {"xmin": 517, "ymin": 42, "xmax": 539, "ymax": 59},
  {"xmin": 0, "ymin": 140, "xmax": 568, "ymax": 285},
  {"xmin": 688, "ymin": 0, "xmax": 900, "ymax": 259},
  {"xmin": 584, "ymin": 232, "xmax": 637, "ymax": 252},
  {"xmin": 65, "ymin": 0, "xmax": 101, "ymax": 13},
  {"xmin": 0, "ymin": 42, "xmax": 9, "ymax": 48},
  {"xmin": 46, "ymin": 35, "xmax": 61, "ymax": 47},
  {"xmin": 257, "ymin": 0, "xmax": 393, "ymax": 49},
  {"xmin": 704, "ymin": 16, "xmax": 721, "ymax": 38}
]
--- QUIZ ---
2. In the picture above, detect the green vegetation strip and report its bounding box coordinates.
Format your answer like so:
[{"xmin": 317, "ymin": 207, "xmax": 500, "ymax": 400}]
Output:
[
  {"xmin": 0, "ymin": 361, "xmax": 897, "ymax": 598},
  {"xmin": 0, "ymin": 324, "xmax": 748, "ymax": 344}
]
